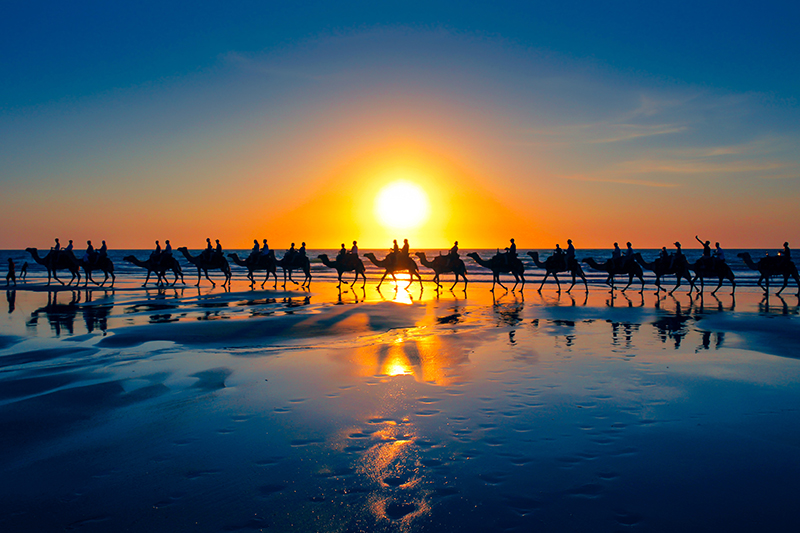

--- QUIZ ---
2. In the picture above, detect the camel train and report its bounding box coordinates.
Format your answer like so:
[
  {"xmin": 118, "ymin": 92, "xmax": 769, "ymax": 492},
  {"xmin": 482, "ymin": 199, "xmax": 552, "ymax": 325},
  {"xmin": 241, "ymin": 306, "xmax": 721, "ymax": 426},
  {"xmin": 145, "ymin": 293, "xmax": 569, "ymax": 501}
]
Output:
[{"xmin": 21, "ymin": 240, "xmax": 798, "ymax": 296}]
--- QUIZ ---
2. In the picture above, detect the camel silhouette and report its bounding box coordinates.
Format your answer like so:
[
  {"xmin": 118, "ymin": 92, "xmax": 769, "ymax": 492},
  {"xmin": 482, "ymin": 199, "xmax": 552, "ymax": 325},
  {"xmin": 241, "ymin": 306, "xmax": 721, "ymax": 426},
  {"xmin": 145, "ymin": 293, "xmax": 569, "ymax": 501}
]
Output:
[
  {"xmin": 79, "ymin": 256, "xmax": 115, "ymax": 287},
  {"xmin": 124, "ymin": 255, "xmax": 185, "ymax": 286},
  {"xmin": 415, "ymin": 252, "xmax": 468, "ymax": 291},
  {"xmin": 689, "ymin": 258, "xmax": 735, "ymax": 295},
  {"xmin": 633, "ymin": 252, "xmax": 693, "ymax": 295},
  {"xmin": 738, "ymin": 252, "xmax": 799, "ymax": 295},
  {"xmin": 363, "ymin": 252, "xmax": 423, "ymax": 289},
  {"xmin": 466, "ymin": 252, "xmax": 525, "ymax": 292},
  {"xmin": 527, "ymin": 251, "xmax": 587, "ymax": 293},
  {"xmin": 276, "ymin": 253, "xmax": 311, "ymax": 287},
  {"xmin": 582, "ymin": 257, "xmax": 644, "ymax": 293},
  {"xmin": 228, "ymin": 251, "xmax": 278, "ymax": 287},
  {"xmin": 25, "ymin": 248, "xmax": 81, "ymax": 286},
  {"xmin": 177, "ymin": 247, "xmax": 232, "ymax": 287},
  {"xmin": 318, "ymin": 254, "xmax": 366, "ymax": 287}
]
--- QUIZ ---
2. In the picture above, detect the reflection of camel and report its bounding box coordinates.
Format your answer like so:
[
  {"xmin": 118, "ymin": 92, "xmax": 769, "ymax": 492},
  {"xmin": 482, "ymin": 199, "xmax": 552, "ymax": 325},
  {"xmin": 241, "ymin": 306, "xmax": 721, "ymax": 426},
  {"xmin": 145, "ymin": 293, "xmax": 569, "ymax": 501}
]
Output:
[
  {"xmin": 276, "ymin": 253, "xmax": 311, "ymax": 287},
  {"xmin": 228, "ymin": 251, "xmax": 278, "ymax": 287},
  {"xmin": 527, "ymin": 251, "xmax": 587, "ymax": 293},
  {"xmin": 79, "ymin": 256, "xmax": 115, "ymax": 287},
  {"xmin": 123, "ymin": 255, "xmax": 185, "ymax": 286},
  {"xmin": 415, "ymin": 252, "xmax": 468, "ymax": 290},
  {"xmin": 318, "ymin": 254, "xmax": 366, "ymax": 287},
  {"xmin": 738, "ymin": 252, "xmax": 799, "ymax": 295},
  {"xmin": 466, "ymin": 252, "xmax": 525, "ymax": 292},
  {"xmin": 363, "ymin": 252, "xmax": 423, "ymax": 289},
  {"xmin": 25, "ymin": 248, "xmax": 81, "ymax": 285},
  {"xmin": 582, "ymin": 257, "xmax": 644, "ymax": 292},
  {"xmin": 633, "ymin": 253, "xmax": 693, "ymax": 295},
  {"xmin": 689, "ymin": 258, "xmax": 735, "ymax": 295},
  {"xmin": 177, "ymin": 247, "xmax": 232, "ymax": 287},
  {"xmin": 27, "ymin": 290, "xmax": 79, "ymax": 335}
]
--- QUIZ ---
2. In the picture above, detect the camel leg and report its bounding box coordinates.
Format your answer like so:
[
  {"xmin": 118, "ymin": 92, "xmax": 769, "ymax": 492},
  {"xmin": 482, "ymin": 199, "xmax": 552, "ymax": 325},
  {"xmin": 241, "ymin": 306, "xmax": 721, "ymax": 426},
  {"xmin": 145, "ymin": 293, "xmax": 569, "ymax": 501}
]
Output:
[
  {"xmin": 712, "ymin": 276, "xmax": 723, "ymax": 295},
  {"xmin": 377, "ymin": 271, "xmax": 389, "ymax": 289},
  {"xmin": 554, "ymin": 273, "xmax": 561, "ymax": 293},
  {"xmin": 621, "ymin": 274, "xmax": 633, "ymax": 292},
  {"xmin": 203, "ymin": 269, "xmax": 216, "ymax": 287},
  {"xmin": 538, "ymin": 272, "xmax": 548, "ymax": 292},
  {"xmin": 777, "ymin": 276, "xmax": 788, "ymax": 296},
  {"xmin": 638, "ymin": 274, "xmax": 645, "ymax": 293}
]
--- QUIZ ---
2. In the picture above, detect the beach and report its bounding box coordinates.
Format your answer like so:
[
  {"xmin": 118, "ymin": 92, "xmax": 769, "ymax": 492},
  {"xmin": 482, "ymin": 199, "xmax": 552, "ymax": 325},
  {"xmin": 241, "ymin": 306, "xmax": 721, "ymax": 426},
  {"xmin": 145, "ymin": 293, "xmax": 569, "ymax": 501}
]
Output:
[{"xmin": 2, "ymin": 254, "xmax": 800, "ymax": 531}]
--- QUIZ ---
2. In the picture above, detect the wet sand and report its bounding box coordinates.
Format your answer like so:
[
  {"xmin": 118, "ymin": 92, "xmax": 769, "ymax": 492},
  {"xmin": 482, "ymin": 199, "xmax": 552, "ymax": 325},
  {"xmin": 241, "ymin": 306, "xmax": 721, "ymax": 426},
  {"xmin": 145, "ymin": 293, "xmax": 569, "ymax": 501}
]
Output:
[{"xmin": 1, "ymin": 278, "xmax": 799, "ymax": 531}]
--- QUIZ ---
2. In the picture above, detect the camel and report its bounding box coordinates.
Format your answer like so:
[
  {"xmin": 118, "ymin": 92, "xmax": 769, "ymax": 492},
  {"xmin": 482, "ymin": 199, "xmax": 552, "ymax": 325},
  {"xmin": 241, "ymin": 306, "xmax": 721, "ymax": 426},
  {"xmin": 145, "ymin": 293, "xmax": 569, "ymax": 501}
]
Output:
[
  {"xmin": 633, "ymin": 252, "xmax": 694, "ymax": 295},
  {"xmin": 415, "ymin": 252, "xmax": 468, "ymax": 290},
  {"xmin": 466, "ymin": 252, "xmax": 525, "ymax": 292},
  {"xmin": 79, "ymin": 256, "xmax": 115, "ymax": 287},
  {"xmin": 275, "ymin": 253, "xmax": 311, "ymax": 287},
  {"xmin": 363, "ymin": 252, "xmax": 423, "ymax": 289},
  {"xmin": 25, "ymin": 248, "xmax": 81, "ymax": 286},
  {"xmin": 738, "ymin": 252, "xmax": 799, "ymax": 295},
  {"xmin": 228, "ymin": 251, "xmax": 278, "ymax": 287},
  {"xmin": 124, "ymin": 255, "xmax": 185, "ymax": 286},
  {"xmin": 177, "ymin": 247, "xmax": 232, "ymax": 287},
  {"xmin": 582, "ymin": 257, "xmax": 645, "ymax": 293},
  {"xmin": 689, "ymin": 258, "xmax": 735, "ymax": 295},
  {"xmin": 527, "ymin": 251, "xmax": 587, "ymax": 293},
  {"xmin": 318, "ymin": 253, "xmax": 366, "ymax": 287}
]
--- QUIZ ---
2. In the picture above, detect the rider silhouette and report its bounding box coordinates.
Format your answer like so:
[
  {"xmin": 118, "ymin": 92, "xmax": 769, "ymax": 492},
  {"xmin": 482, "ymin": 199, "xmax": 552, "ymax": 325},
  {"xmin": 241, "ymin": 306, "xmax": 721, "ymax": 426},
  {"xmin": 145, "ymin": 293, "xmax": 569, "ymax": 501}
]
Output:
[
  {"xmin": 401, "ymin": 239, "xmax": 409, "ymax": 257},
  {"xmin": 505, "ymin": 238, "xmax": 517, "ymax": 266},
  {"xmin": 350, "ymin": 240, "xmax": 358, "ymax": 256}
]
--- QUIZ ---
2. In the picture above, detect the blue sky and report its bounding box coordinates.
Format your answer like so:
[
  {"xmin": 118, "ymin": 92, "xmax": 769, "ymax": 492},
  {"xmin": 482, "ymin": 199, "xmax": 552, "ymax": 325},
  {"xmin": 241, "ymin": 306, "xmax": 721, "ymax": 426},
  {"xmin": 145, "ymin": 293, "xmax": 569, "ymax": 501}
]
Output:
[{"xmin": 2, "ymin": 1, "xmax": 799, "ymax": 248}]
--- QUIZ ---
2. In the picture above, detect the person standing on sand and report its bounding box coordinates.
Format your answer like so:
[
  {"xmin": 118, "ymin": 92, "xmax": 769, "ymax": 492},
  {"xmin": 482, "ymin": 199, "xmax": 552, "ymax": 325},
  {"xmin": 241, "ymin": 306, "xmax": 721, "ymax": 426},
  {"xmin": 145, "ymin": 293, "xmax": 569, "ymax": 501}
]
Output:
[
  {"xmin": 19, "ymin": 262, "xmax": 28, "ymax": 282},
  {"xmin": 6, "ymin": 258, "xmax": 15, "ymax": 286}
]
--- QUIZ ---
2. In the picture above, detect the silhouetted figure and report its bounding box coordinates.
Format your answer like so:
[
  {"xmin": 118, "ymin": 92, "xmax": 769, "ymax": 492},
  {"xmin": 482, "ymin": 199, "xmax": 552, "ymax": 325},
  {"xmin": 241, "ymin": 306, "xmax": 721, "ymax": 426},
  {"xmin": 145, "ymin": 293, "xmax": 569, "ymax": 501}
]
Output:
[
  {"xmin": 392, "ymin": 239, "xmax": 400, "ymax": 254},
  {"xmin": 215, "ymin": 239, "xmax": 223, "ymax": 258},
  {"xmin": 19, "ymin": 262, "xmax": 28, "ymax": 281},
  {"xmin": 671, "ymin": 241, "xmax": 684, "ymax": 270},
  {"xmin": 99, "ymin": 240, "xmax": 108, "ymax": 259},
  {"xmin": 612, "ymin": 242, "xmax": 622, "ymax": 267},
  {"xmin": 262, "ymin": 239, "xmax": 269, "ymax": 254},
  {"xmin": 350, "ymin": 240, "xmax": 358, "ymax": 255},
  {"xmin": 163, "ymin": 239, "xmax": 172, "ymax": 257},
  {"xmin": 553, "ymin": 244, "xmax": 565, "ymax": 270},
  {"xmin": 566, "ymin": 239, "xmax": 576, "ymax": 267},
  {"xmin": 505, "ymin": 238, "xmax": 517, "ymax": 266},
  {"xmin": 450, "ymin": 241, "xmax": 459, "ymax": 257},
  {"xmin": 714, "ymin": 242, "xmax": 725, "ymax": 262},
  {"xmin": 337, "ymin": 243, "xmax": 347, "ymax": 261},
  {"xmin": 84, "ymin": 240, "xmax": 95, "ymax": 264},
  {"xmin": 151, "ymin": 240, "xmax": 161, "ymax": 260},
  {"xmin": 65, "ymin": 239, "xmax": 74, "ymax": 253},
  {"xmin": 782, "ymin": 242, "xmax": 792, "ymax": 265},
  {"xmin": 286, "ymin": 242, "xmax": 297, "ymax": 262},
  {"xmin": 401, "ymin": 239, "xmax": 410, "ymax": 257},
  {"xmin": 251, "ymin": 239, "xmax": 260, "ymax": 256},
  {"xmin": 6, "ymin": 258, "xmax": 15, "ymax": 286},
  {"xmin": 7, "ymin": 289, "xmax": 15, "ymax": 313},
  {"xmin": 625, "ymin": 242, "xmax": 635, "ymax": 265},
  {"xmin": 203, "ymin": 238, "xmax": 213, "ymax": 261},
  {"xmin": 695, "ymin": 236, "xmax": 712, "ymax": 258}
]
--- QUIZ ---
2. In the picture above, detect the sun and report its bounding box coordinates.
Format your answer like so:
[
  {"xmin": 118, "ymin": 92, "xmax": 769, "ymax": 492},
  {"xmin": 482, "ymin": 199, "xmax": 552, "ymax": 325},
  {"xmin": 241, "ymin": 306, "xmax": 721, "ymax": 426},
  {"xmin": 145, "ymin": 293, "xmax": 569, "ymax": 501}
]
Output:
[{"xmin": 374, "ymin": 180, "xmax": 430, "ymax": 231}]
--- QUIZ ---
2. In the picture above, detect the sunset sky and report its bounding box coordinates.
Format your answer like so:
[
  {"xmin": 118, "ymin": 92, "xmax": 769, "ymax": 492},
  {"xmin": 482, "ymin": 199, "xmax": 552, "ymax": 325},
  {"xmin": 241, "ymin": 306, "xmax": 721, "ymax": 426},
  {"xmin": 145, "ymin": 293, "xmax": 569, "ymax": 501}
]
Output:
[{"xmin": 2, "ymin": 1, "xmax": 799, "ymax": 249}]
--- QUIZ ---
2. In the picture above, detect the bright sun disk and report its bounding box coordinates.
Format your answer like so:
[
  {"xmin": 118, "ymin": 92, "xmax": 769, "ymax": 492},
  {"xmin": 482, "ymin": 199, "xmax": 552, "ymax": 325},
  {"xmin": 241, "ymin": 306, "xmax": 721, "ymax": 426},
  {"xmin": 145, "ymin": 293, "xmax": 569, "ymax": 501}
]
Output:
[{"xmin": 374, "ymin": 180, "xmax": 430, "ymax": 231}]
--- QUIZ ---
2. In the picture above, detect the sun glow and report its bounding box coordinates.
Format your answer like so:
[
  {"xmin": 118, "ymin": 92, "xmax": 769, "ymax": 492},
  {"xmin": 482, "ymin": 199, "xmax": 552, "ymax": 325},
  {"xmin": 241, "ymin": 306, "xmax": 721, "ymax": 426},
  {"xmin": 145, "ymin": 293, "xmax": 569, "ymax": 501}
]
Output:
[{"xmin": 374, "ymin": 180, "xmax": 430, "ymax": 231}]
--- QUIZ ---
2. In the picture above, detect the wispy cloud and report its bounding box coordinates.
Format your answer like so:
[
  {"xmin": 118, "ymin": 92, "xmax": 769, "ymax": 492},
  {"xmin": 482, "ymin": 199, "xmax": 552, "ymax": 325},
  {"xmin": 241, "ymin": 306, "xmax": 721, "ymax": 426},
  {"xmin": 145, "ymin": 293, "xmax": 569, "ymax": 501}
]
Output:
[{"xmin": 559, "ymin": 174, "xmax": 679, "ymax": 188}]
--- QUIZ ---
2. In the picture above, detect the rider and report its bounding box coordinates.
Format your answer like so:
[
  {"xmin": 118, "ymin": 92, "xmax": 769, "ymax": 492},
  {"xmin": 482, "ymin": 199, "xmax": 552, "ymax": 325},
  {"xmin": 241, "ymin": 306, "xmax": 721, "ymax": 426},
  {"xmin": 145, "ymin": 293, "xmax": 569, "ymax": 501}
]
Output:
[
  {"xmin": 298, "ymin": 242, "xmax": 307, "ymax": 258},
  {"xmin": 554, "ymin": 243, "xmax": 565, "ymax": 269},
  {"xmin": 659, "ymin": 246, "xmax": 670, "ymax": 263},
  {"xmin": 566, "ymin": 239, "xmax": 576, "ymax": 268},
  {"xmin": 782, "ymin": 242, "xmax": 792, "ymax": 265},
  {"xmin": 163, "ymin": 240, "xmax": 172, "ymax": 258},
  {"xmin": 392, "ymin": 239, "xmax": 400, "ymax": 256},
  {"xmin": 625, "ymin": 242, "xmax": 635, "ymax": 265},
  {"xmin": 151, "ymin": 240, "xmax": 161, "ymax": 260},
  {"xmin": 505, "ymin": 238, "xmax": 517, "ymax": 266},
  {"xmin": 286, "ymin": 243, "xmax": 297, "ymax": 262},
  {"xmin": 65, "ymin": 240, "xmax": 74, "ymax": 254},
  {"xmin": 251, "ymin": 239, "xmax": 260, "ymax": 259},
  {"xmin": 713, "ymin": 242, "xmax": 725, "ymax": 263},
  {"xmin": 671, "ymin": 241, "xmax": 684, "ymax": 270},
  {"xmin": 695, "ymin": 235, "xmax": 712, "ymax": 267},
  {"xmin": 215, "ymin": 239, "xmax": 223, "ymax": 258},
  {"xmin": 401, "ymin": 239, "xmax": 410, "ymax": 257},
  {"xmin": 99, "ymin": 240, "xmax": 108, "ymax": 260},
  {"xmin": 337, "ymin": 243, "xmax": 347, "ymax": 261},
  {"xmin": 350, "ymin": 240, "xmax": 358, "ymax": 256},
  {"xmin": 612, "ymin": 242, "xmax": 622, "ymax": 267},
  {"xmin": 84, "ymin": 240, "xmax": 95, "ymax": 264},
  {"xmin": 203, "ymin": 238, "xmax": 213, "ymax": 261}
]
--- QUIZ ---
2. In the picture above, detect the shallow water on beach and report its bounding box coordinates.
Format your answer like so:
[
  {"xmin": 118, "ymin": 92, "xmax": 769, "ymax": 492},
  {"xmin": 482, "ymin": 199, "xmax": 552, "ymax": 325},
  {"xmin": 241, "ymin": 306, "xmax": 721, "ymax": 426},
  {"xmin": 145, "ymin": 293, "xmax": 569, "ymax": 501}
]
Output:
[{"xmin": 1, "ymin": 277, "xmax": 800, "ymax": 532}]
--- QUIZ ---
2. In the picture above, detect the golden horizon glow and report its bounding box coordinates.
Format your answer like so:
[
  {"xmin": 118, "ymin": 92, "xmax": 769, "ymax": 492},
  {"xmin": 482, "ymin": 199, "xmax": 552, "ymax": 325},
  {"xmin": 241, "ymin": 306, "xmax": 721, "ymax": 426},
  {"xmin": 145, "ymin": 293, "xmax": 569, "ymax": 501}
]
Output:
[{"xmin": 374, "ymin": 180, "xmax": 430, "ymax": 231}]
